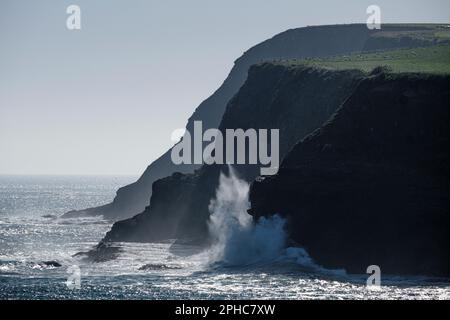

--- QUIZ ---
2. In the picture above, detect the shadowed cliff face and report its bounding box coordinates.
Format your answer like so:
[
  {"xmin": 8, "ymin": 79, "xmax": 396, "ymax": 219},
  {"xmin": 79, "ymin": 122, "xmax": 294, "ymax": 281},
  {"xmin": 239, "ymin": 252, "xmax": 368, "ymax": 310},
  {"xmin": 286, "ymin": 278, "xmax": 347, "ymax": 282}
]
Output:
[
  {"xmin": 65, "ymin": 24, "xmax": 439, "ymax": 220},
  {"xmin": 103, "ymin": 65, "xmax": 363, "ymax": 243},
  {"xmin": 103, "ymin": 172, "xmax": 197, "ymax": 242},
  {"xmin": 249, "ymin": 72, "xmax": 450, "ymax": 277}
]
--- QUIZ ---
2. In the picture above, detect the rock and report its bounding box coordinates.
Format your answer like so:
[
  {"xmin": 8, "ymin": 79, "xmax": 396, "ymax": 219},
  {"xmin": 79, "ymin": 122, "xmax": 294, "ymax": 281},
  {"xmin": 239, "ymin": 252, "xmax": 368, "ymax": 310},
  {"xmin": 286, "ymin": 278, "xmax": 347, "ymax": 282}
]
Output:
[
  {"xmin": 73, "ymin": 242, "xmax": 122, "ymax": 263},
  {"xmin": 249, "ymin": 72, "xmax": 450, "ymax": 277},
  {"xmin": 41, "ymin": 214, "xmax": 57, "ymax": 219},
  {"xmin": 102, "ymin": 64, "xmax": 363, "ymax": 243},
  {"xmin": 138, "ymin": 264, "xmax": 181, "ymax": 271},
  {"xmin": 41, "ymin": 261, "xmax": 62, "ymax": 268}
]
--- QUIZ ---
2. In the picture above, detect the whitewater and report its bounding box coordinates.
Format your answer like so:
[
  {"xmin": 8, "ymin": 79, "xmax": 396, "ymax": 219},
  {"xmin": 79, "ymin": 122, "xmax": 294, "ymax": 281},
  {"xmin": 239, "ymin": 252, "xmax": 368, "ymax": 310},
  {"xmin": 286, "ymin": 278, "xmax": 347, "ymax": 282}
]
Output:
[{"xmin": 0, "ymin": 174, "xmax": 449, "ymax": 299}]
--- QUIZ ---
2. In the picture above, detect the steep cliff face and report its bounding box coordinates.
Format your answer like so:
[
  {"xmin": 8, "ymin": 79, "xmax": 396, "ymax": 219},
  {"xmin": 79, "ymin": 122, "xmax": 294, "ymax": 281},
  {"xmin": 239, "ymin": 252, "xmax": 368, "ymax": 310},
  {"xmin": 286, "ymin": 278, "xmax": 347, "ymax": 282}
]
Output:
[
  {"xmin": 249, "ymin": 72, "xmax": 450, "ymax": 276},
  {"xmin": 103, "ymin": 172, "xmax": 197, "ymax": 242},
  {"xmin": 65, "ymin": 24, "xmax": 439, "ymax": 220},
  {"xmin": 103, "ymin": 64, "xmax": 364, "ymax": 242}
]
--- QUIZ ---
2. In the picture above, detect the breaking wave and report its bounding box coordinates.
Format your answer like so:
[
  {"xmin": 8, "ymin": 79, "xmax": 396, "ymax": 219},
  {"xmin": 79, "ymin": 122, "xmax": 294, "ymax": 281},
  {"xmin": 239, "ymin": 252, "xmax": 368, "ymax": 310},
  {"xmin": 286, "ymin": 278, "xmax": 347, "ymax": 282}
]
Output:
[{"xmin": 206, "ymin": 166, "xmax": 342, "ymax": 274}]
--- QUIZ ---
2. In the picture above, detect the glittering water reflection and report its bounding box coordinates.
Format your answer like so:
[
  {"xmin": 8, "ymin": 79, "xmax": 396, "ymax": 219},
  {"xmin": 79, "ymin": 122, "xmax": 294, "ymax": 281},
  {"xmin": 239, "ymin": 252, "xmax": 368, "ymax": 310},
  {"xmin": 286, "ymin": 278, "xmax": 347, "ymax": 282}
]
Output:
[{"xmin": 0, "ymin": 175, "xmax": 449, "ymax": 300}]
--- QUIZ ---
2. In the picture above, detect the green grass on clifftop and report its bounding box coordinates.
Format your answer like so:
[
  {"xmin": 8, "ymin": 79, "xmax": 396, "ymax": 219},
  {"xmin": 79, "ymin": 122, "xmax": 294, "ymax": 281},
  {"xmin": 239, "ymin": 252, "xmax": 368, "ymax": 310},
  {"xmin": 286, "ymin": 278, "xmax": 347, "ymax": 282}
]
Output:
[{"xmin": 282, "ymin": 44, "xmax": 450, "ymax": 75}]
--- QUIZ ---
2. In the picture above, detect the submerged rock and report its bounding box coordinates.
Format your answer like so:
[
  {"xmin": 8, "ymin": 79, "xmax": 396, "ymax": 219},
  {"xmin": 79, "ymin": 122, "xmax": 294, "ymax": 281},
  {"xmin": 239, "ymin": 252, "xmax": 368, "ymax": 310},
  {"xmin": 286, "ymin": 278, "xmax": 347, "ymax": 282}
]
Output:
[
  {"xmin": 138, "ymin": 264, "xmax": 182, "ymax": 271},
  {"xmin": 41, "ymin": 261, "xmax": 62, "ymax": 268},
  {"xmin": 73, "ymin": 242, "xmax": 122, "ymax": 263},
  {"xmin": 41, "ymin": 214, "xmax": 57, "ymax": 219}
]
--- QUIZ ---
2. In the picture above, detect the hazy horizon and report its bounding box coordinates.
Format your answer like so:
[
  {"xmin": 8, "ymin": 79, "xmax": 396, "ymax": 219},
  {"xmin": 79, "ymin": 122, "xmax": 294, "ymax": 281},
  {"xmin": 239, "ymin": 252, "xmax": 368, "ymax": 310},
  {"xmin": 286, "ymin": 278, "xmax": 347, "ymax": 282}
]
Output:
[{"xmin": 1, "ymin": 0, "xmax": 450, "ymax": 175}]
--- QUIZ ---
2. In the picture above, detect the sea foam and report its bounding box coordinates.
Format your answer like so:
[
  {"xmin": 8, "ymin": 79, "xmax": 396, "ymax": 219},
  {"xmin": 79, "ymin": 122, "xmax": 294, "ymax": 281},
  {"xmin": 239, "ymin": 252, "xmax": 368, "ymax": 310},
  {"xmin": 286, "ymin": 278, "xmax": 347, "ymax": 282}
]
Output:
[{"xmin": 207, "ymin": 166, "xmax": 328, "ymax": 271}]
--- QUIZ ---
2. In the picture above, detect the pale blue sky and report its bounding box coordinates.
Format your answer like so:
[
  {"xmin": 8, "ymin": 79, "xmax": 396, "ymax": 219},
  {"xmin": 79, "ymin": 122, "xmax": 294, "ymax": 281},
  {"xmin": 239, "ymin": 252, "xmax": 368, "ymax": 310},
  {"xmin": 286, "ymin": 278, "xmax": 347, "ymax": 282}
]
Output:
[{"xmin": 1, "ymin": 0, "xmax": 449, "ymax": 175}]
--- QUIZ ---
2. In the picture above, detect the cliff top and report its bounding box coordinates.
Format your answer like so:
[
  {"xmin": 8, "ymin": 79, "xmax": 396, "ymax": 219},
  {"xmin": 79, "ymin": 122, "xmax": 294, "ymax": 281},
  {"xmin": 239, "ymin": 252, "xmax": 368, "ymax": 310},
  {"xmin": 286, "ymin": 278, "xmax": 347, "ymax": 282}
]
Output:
[{"xmin": 271, "ymin": 43, "xmax": 450, "ymax": 75}]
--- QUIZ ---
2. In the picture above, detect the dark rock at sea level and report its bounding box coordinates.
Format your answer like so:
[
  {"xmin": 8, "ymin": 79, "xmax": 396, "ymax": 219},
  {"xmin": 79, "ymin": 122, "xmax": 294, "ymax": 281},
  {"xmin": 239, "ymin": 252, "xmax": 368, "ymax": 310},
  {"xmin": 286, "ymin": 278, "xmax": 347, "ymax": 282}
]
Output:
[
  {"xmin": 249, "ymin": 72, "xmax": 450, "ymax": 277},
  {"xmin": 41, "ymin": 261, "xmax": 62, "ymax": 268},
  {"xmin": 73, "ymin": 242, "xmax": 122, "ymax": 263}
]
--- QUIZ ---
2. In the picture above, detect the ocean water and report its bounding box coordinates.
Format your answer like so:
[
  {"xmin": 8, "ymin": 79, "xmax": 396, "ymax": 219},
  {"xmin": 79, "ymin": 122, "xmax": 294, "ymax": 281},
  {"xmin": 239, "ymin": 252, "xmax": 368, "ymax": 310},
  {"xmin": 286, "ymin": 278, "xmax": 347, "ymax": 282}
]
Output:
[{"xmin": 0, "ymin": 174, "xmax": 449, "ymax": 300}]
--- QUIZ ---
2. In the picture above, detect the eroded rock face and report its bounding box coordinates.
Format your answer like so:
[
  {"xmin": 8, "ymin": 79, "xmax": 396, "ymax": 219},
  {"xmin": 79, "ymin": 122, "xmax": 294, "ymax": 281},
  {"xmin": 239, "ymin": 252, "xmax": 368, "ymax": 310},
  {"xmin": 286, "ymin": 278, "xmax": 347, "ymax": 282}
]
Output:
[
  {"xmin": 249, "ymin": 72, "xmax": 450, "ymax": 277},
  {"xmin": 103, "ymin": 172, "xmax": 198, "ymax": 242},
  {"xmin": 103, "ymin": 65, "xmax": 364, "ymax": 243}
]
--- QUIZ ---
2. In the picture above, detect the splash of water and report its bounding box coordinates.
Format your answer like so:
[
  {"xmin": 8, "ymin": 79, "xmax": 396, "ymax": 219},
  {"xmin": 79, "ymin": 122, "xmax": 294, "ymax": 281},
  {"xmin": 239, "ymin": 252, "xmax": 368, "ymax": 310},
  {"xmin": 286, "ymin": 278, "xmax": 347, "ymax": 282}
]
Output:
[
  {"xmin": 206, "ymin": 166, "xmax": 346, "ymax": 276},
  {"xmin": 207, "ymin": 166, "xmax": 287, "ymax": 266}
]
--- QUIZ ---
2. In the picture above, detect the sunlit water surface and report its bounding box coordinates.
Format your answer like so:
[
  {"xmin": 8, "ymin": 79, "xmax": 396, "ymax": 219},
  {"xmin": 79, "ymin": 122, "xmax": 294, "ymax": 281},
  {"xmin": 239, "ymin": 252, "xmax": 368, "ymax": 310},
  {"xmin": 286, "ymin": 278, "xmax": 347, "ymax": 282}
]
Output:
[{"xmin": 0, "ymin": 175, "xmax": 448, "ymax": 300}]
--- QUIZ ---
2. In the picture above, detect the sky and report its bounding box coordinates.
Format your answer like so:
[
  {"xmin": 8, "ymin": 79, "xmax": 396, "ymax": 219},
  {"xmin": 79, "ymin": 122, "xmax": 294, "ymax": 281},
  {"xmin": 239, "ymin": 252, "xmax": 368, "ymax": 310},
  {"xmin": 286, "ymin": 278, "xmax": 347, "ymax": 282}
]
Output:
[{"xmin": 1, "ymin": 0, "xmax": 449, "ymax": 175}]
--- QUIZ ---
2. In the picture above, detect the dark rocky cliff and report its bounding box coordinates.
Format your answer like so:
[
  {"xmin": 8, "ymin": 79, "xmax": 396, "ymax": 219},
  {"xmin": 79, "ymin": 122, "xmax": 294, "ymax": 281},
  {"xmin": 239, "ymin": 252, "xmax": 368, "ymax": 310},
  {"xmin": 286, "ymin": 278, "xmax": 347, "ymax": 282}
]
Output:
[
  {"xmin": 249, "ymin": 71, "xmax": 450, "ymax": 276},
  {"xmin": 103, "ymin": 64, "xmax": 364, "ymax": 242},
  {"xmin": 65, "ymin": 24, "xmax": 438, "ymax": 220}
]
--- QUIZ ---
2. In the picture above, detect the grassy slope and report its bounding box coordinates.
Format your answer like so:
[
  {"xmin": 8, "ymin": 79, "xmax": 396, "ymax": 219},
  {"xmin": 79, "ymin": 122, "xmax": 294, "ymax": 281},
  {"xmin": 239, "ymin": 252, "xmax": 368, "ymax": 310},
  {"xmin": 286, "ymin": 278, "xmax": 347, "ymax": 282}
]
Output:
[
  {"xmin": 313, "ymin": 44, "xmax": 450, "ymax": 74},
  {"xmin": 274, "ymin": 25, "xmax": 450, "ymax": 74},
  {"xmin": 281, "ymin": 44, "xmax": 450, "ymax": 74}
]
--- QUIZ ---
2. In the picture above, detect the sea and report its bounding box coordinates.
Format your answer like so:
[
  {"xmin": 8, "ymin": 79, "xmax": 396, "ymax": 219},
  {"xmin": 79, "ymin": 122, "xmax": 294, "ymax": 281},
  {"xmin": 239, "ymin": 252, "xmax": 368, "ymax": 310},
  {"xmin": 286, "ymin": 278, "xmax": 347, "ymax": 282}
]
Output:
[{"xmin": 0, "ymin": 174, "xmax": 449, "ymax": 300}]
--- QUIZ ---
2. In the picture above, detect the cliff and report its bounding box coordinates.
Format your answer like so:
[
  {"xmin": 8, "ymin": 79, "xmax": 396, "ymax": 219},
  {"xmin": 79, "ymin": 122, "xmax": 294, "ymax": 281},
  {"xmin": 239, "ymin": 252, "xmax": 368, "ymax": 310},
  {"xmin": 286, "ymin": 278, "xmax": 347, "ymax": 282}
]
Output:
[
  {"xmin": 64, "ymin": 24, "xmax": 441, "ymax": 220},
  {"xmin": 249, "ymin": 71, "xmax": 450, "ymax": 276},
  {"xmin": 103, "ymin": 64, "xmax": 364, "ymax": 242}
]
